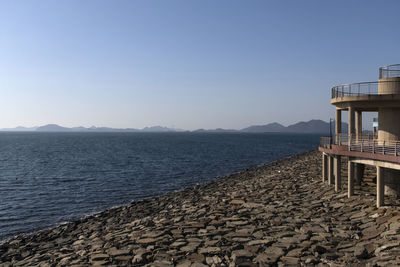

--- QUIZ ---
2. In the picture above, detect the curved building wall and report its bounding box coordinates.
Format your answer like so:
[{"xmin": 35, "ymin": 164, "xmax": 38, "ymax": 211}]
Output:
[
  {"xmin": 378, "ymin": 77, "xmax": 400, "ymax": 196},
  {"xmin": 378, "ymin": 77, "xmax": 400, "ymax": 94}
]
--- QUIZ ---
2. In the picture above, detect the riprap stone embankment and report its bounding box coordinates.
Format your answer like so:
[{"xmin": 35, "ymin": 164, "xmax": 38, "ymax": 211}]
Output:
[{"xmin": 1, "ymin": 150, "xmax": 400, "ymax": 266}]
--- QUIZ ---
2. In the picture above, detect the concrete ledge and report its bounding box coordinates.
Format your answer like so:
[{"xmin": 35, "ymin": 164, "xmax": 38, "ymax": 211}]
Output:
[
  {"xmin": 331, "ymin": 94, "xmax": 400, "ymax": 110},
  {"xmin": 319, "ymin": 146, "xmax": 400, "ymax": 165}
]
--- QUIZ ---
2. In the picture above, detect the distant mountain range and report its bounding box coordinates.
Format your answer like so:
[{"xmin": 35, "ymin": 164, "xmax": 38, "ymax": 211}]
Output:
[
  {"xmin": 0, "ymin": 120, "xmax": 346, "ymax": 134},
  {"xmin": 3, "ymin": 124, "xmax": 185, "ymax": 133},
  {"xmin": 241, "ymin": 119, "xmax": 348, "ymax": 134}
]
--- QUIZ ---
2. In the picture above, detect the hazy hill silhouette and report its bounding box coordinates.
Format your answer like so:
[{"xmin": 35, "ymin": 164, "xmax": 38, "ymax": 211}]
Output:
[
  {"xmin": 240, "ymin": 119, "xmax": 347, "ymax": 134},
  {"xmin": 1, "ymin": 120, "xmax": 346, "ymax": 134}
]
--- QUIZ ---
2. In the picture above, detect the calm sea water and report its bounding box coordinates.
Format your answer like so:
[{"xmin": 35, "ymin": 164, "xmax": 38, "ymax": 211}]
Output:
[{"xmin": 0, "ymin": 132, "xmax": 319, "ymax": 240}]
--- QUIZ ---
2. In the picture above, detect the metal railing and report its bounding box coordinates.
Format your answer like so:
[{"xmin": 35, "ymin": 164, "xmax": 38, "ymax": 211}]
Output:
[
  {"xmin": 320, "ymin": 135, "xmax": 400, "ymax": 157},
  {"xmin": 379, "ymin": 64, "xmax": 400, "ymax": 79},
  {"xmin": 349, "ymin": 139, "xmax": 400, "ymax": 156},
  {"xmin": 335, "ymin": 133, "xmax": 349, "ymax": 145},
  {"xmin": 331, "ymin": 80, "xmax": 400, "ymax": 99},
  {"xmin": 320, "ymin": 136, "xmax": 332, "ymax": 148},
  {"xmin": 320, "ymin": 134, "xmax": 376, "ymax": 147},
  {"xmin": 332, "ymin": 82, "xmax": 378, "ymax": 98}
]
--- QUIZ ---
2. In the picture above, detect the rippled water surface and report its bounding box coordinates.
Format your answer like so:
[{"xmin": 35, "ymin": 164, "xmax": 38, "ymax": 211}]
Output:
[{"xmin": 0, "ymin": 132, "xmax": 320, "ymax": 240}]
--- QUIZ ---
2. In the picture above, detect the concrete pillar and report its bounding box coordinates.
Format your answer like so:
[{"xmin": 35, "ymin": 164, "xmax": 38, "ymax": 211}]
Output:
[
  {"xmin": 322, "ymin": 154, "xmax": 327, "ymax": 183},
  {"xmin": 348, "ymin": 161, "xmax": 354, "ymax": 197},
  {"xmin": 347, "ymin": 107, "xmax": 360, "ymax": 188},
  {"xmin": 354, "ymin": 110, "xmax": 364, "ymax": 186},
  {"xmin": 348, "ymin": 107, "xmax": 355, "ymax": 138},
  {"xmin": 356, "ymin": 111, "xmax": 362, "ymax": 138},
  {"xmin": 328, "ymin": 156, "xmax": 334, "ymax": 185},
  {"xmin": 377, "ymin": 166, "xmax": 384, "ymax": 208},
  {"xmin": 354, "ymin": 164, "xmax": 365, "ymax": 186},
  {"xmin": 335, "ymin": 155, "xmax": 341, "ymax": 192},
  {"xmin": 336, "ymin": 109, "xmax": 342, "ymax": 144},
  {"xmin": 378, "ymin": 77, "xmax": 400, "ymax": 197}
]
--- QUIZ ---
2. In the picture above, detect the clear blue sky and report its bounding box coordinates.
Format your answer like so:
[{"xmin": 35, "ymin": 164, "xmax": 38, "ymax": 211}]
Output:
[{"xmin": 0, "ymin": 0, "xmax": 399, "ymax": 130}]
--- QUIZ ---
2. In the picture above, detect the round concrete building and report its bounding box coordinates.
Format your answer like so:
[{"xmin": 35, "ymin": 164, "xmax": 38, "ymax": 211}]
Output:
[{"xmin": 319, "ymin": 64, "xmax": 400, "ymax": 207}]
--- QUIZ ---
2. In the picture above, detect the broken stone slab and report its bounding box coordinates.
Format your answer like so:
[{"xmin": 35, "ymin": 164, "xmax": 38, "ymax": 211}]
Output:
[
  {"xmin": 187, "ymin": 253, "xmax": 205, "ymax": 263},
  {"xmin": 190, "ymin": 263, "xmax": 208, "ymax": 267},
  {"xmin": 90, "ymin": 253, "xmax": 109, "ymax": 262},
  {"xmin": 246, "ymin": 239, "xmax": 275, "ymax": 246},
  {"xmin": 180, "ymin": 243, "xmax": 200, "ymax": 253},
  {"xmin": 230, "ymin": 199, "xmax": 245, "ymax": 205},
  {"xmin": 176, "ymin": 259, "xmax": 192, "ymax": 267},
  {"xmin": 255, "ymin": 246, "xmax": 285, "ymax": 264},
  {"xmin": 170, "ymin": 241, "xmax": 187, "ymax": 248},
  {"xmin": 375, "ymin": 242, "xmax": 400, "ymax": 255},
  {"xmin": 280, "ymin": 256, "xmax": 300, "ymax": 265},
  {"xmin": 108, "ymin": 248, "xmax": 131, "ymax": 257},
  {"xmin": 354, "ymin": 244, "xmax": 369, "ymax": 259},
  {"xmin": 198, "ymin": 247, "xmax": 221, "ymax": 255},
  {"xmin": 136, "ymin": 238, "xmax": 158, "ymax": 245},
  {"xmin": 231, "ymin": 249, "xmax": 254, "ymax": 261}
]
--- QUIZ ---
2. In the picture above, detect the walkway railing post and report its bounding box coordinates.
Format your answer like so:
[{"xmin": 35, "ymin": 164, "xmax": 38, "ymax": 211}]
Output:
[
  {"xmin": 383, "ymin": 141, "xmax": 385, "ymax": 155},
  {"xmin": 349, "ymin": 139, "xmax": 351, "ymax": 151},
  {"xmin": 373, "ymin": 140, "xmax": 375, "ymax": 154}
]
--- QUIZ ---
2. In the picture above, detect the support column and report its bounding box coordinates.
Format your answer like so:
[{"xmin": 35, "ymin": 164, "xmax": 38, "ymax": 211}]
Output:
[
  {"xmin": 354, "ymin": 164, "xmax": 365, "ymax": 186},
  {"xmin": 322, "ymin": 154, "xmax": 327, "ymax": 183},
  {"xmin": 335, "ymin": 155, "xmax": 341, "ymax": 192},
  {"xmin": 336, "ymin": 109, "xmax": 342, "ymax": 144},
  {"xmin": 356, "ymin": 111, "xmax": 362, "ymax": 139},
  {"xmin": 348, "ymin": 107, "xmax": 355, "ymax": 138},
  {"xmin": 328, "ymin": 156, "xmax": 334, "ymax": 185},
  {"xmin": 377, "ymin": 166, "xmax": 384, "ymax": 208},
  {"xmin": 348, "ymin": 160, "xmax": 354, "ymax": 197}
]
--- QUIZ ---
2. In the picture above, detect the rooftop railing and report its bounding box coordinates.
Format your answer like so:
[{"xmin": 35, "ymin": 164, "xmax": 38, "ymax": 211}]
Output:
[
  {"xmin": 331, "ymin": 80, "xmax": 400, "ymax": 99},
  {"xmin": 331, "ymin": 82, "xmax": 378, "ymax": 98},
  {"xmin": 379, "ymin": 64, "xmax": 400, "ymax": 79}
]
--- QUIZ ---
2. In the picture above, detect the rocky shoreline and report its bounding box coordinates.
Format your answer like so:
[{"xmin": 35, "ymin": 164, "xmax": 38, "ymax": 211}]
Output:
[{"xmin": 1, "ymin": 150, "xmax": 400, "ymax": 266}]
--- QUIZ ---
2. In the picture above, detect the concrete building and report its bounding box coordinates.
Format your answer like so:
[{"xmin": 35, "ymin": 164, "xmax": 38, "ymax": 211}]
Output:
[{"xmin": 319, "ymin": 64, "xmax": 400, "ymax": 208}]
